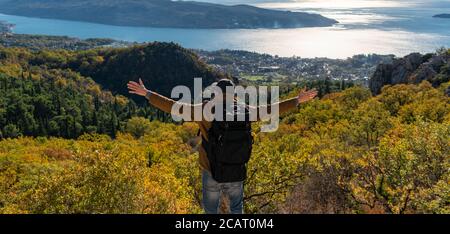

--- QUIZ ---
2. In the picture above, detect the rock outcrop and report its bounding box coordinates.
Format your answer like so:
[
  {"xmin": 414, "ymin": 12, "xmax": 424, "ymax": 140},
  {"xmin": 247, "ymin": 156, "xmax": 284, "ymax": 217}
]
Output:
[{"xmin": 369, "ymin": 52, "xmax": 450, "ymax": 95}]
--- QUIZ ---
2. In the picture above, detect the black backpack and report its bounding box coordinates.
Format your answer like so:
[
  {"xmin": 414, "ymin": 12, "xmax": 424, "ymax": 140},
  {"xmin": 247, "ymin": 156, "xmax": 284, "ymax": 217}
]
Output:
[{"xmin": 201, "ymin": 103, "xmax": 253, "ymax": 183}]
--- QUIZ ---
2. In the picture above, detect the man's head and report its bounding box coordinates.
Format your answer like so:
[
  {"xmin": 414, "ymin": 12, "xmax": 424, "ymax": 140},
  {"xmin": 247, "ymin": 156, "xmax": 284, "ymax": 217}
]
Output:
[
  {"xmin": 216, "ymin": 79, "xmax": 235, "ymax": 93},
  {"xmin": 211, "ymin": 79, "xmax": 235, "ymax": 100}
]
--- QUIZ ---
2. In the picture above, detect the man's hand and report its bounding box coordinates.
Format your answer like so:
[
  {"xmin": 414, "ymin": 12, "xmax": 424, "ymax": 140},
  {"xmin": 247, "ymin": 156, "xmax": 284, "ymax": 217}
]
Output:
[
  {"xmin": 297, "ymin": 88, "xmax": 318, "ymax": 104},
  {"xmin": 127, "ymin": 78, "xmax": 149, "ymax": 97}
]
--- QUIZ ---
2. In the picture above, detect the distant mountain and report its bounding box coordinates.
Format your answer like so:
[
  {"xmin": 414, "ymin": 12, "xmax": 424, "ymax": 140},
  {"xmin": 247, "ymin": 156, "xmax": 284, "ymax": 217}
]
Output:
[
  {"xmin": 433, "ymin": 14, "xmax": 450, "ymax": 18},
  {"xmin": 0, "ymin": 0, "xmax": 337, "ymax": 29}
]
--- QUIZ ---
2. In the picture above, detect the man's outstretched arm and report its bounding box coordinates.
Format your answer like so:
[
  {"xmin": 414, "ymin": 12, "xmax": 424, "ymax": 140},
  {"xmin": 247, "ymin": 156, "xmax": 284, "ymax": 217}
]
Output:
[
  {"xmin": 251, "ymin": 88, "xmax": 318, "ymax": 121},
  {"xmin": 127, "ymin": 79, "xmax": 199, "ymax": 119}
]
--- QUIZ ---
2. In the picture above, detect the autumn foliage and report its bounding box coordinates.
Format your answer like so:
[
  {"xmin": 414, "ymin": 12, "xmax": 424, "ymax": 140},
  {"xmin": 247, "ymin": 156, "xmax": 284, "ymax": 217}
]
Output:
[{"xmin": 1, "ymin": 80, "xmax": 449, "ymax": 213}]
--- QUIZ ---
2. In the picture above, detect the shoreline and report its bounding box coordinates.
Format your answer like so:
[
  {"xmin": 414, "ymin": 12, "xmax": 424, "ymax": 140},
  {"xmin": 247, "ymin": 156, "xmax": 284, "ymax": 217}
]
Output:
[
  {"xmin": 0, "ymin": 30, "xmax": 400, "ymax": 59},
  {"xmin": 0, "ymin": 11, "xmax": 448, "ymax": 58}
]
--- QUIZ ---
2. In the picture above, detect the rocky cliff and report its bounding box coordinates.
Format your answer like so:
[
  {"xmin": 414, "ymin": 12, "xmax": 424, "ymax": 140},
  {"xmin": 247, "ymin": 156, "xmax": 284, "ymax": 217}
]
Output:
[{"xmin": 369, "ymin": 51, "xmax": 450, "ymax": 95}]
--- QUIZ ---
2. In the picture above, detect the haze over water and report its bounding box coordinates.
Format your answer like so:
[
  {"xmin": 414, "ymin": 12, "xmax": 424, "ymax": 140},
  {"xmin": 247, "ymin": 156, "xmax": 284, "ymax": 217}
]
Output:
[{"xmin": 1, "ymin": 0, "xmax": 449, "ymax": 58}]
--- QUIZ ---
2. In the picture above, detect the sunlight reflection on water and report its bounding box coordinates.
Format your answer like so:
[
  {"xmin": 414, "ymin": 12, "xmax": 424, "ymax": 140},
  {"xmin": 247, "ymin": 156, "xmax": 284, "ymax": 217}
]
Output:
[
  {"xmin": 0, "ymin": 0, "xmax": 449, "ymax": 58},
  {"xmin": 256, "ymin": 0, "xmax": 416, "ymax": 9}
]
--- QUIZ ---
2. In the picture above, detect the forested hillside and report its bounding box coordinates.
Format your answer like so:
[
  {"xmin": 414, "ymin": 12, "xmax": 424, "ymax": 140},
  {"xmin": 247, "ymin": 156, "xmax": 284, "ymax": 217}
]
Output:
[
  {"xmin": 67, "ymin": 43, "xmax": 222, "ymax": 98},
  {"xmin": 0, "ymin": 42, "xmax": 222, "ymax": 97},
  {"xmin": 0, "ymin": 43, "xmax": 223, "ymax": 138},
  {"xmin": 0, "ymin": 43, "xmax": 449, "ymax": 214},
  {"xmin": 0, "ymin": 34, "xmax": 128, "ymax": 51}
]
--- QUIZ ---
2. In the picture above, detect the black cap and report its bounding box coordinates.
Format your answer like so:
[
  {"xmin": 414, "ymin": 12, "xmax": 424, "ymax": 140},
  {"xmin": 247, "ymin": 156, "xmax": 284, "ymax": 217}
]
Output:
[{"xmin": 216, "ymin": 79, "xmax": 235, "ymax": 93}]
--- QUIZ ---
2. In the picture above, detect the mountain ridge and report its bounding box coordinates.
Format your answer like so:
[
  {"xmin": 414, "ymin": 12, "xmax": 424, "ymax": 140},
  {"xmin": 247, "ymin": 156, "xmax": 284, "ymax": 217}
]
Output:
[
  {"xmin": 433, "ymin": 13, "xmax": 450, "ymax": 18},
  {"xmin": 0, "ymin": 0, "xmax": 338, "ymax": 29}
]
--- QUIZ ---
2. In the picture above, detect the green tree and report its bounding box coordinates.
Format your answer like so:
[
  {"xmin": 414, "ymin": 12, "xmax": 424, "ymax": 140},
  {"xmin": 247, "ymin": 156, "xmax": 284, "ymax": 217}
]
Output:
[
  {"xmin": 3, "ymin": 124, "xmax": 20, "ymax": 138},
  {"xmin": 125, "ymin": 117, "xmax": 153, "ymax": 138}
]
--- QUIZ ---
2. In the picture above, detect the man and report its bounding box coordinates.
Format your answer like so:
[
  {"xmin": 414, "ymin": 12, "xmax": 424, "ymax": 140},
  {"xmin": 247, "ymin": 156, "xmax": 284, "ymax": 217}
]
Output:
[{"xmin": 127, "ymin": 78, "xmax": 317, "ymax": 214}]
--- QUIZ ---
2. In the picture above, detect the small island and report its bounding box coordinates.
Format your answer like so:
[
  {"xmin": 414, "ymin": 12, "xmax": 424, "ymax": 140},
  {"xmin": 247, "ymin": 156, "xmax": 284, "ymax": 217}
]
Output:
[
  {"xmin": 433, "ymin": 14, "xmax": 450, "ymax": 18},
  {"xmin": 0, "ymin": 0, "xmax": 338, "ymax": 29}
]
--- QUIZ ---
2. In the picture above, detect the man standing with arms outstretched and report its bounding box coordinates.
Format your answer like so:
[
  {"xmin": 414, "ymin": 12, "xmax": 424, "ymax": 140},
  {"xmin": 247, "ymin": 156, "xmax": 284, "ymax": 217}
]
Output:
[{"xmin": 127, "ymin": 78, "xmax": 317, "ymax": 214}]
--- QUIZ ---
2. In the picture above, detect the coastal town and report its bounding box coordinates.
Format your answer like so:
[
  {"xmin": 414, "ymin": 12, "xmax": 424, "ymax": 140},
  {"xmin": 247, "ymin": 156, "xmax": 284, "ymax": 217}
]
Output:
[
  {"xmin": 197, "ymin": 50, "xmax": 394, "ymax": 86},
  {"xmin": 0, "ymin": 20, "xmax": 14, "ymax": 35}
]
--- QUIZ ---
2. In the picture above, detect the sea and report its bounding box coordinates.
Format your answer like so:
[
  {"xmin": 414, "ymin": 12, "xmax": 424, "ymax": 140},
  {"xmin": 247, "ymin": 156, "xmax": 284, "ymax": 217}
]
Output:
[{"xmin": 0, "ymin": 0, "xmax": 449, "ymax": 58}]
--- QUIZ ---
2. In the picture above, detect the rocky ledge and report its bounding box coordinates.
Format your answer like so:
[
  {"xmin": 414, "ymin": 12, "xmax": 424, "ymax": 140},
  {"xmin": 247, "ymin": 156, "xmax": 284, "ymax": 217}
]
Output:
[{"xmin": 369, "ymin": 51, "xmax": 450, "ymax": 95}]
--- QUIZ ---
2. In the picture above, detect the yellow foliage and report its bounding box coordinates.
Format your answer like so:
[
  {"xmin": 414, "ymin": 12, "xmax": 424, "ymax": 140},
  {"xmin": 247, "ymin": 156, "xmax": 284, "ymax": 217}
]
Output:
[{"xmin": 1, "ymin": 82, "xmax": 449, "ymax": 214}]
